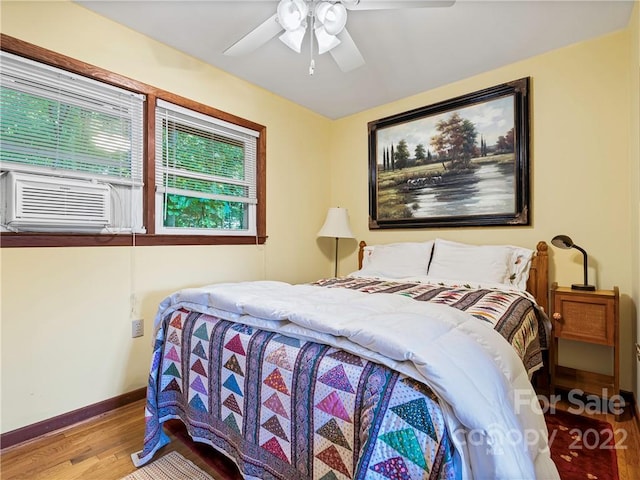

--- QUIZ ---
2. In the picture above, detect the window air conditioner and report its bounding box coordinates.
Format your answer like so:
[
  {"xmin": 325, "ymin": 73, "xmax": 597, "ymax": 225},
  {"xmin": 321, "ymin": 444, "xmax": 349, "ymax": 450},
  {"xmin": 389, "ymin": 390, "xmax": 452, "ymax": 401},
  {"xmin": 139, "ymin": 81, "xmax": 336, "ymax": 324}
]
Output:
[{"xmin": 1, "ymin": 171, "xmax": 111, "ymax": 232}]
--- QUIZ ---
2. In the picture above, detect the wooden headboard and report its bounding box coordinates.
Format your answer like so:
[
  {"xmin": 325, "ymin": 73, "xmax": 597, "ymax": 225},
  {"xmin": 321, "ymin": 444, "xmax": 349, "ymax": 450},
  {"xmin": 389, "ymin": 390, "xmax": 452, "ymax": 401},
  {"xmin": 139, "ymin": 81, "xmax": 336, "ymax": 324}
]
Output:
[{"xmin": 357, "ymin": 240, "xmax": 549, "ymax": 313}]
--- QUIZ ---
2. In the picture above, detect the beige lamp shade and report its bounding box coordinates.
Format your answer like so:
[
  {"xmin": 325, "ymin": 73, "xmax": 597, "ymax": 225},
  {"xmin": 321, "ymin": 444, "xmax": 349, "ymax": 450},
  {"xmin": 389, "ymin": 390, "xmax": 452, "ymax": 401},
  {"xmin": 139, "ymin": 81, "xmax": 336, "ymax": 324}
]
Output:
[{"xmin": 317, "ymin": 207, "xmax": 354, "ymax": 239}]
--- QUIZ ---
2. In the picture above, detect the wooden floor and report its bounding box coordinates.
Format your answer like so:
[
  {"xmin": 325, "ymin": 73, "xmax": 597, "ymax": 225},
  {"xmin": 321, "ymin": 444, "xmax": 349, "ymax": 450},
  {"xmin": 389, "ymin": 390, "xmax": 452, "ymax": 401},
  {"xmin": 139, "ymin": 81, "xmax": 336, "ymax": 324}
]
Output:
[
  {"xmin": 1, "ymin": 398, "xmax": 639, "ymax": 479},
  {"xmin": 0, "ymin": 400, "xmax": 227, "ymax": 480}
]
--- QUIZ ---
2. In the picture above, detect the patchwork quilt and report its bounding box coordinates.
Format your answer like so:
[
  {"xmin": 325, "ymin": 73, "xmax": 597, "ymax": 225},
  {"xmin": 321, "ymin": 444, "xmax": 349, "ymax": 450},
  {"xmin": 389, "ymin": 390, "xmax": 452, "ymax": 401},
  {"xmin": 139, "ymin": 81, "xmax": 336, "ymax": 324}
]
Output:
[
  {"xmin": 133, "ymin": 279, "xmax": 558, "ymax": 479},
  {"xmin": 312, "ymin": 277, "xmax": 548, "ymax": 376},
  {"xmin": 137, "ymin": 309, "xmax": 457, "ymax": 479}
]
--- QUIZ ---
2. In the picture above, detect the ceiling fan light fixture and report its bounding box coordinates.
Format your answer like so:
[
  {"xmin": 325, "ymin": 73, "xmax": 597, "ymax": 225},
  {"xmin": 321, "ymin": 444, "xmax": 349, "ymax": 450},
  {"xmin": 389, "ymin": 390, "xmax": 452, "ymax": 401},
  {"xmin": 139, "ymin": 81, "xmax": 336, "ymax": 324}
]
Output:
[
  {"xmin": 341, "ymin": 0, "xmax": 360, "ymax": 9},
  {"xmin": 315, "ymin": 25, "xmax": 341, "ymax": 54},
  {"xmin": 315, "ymin": 1, "xmax": 332, "ymax": 22},
  {"xmin": 232, "ymin": 0, "xmax": 449, "ymax": 73},
  {"xmin": 279, "ymin": 27, "xmax": 307, "ymax": 53},
  {"xmin": 277, "ymin": 0, "xmax": 309, "ymax": 31},
  {"xmin": 315, "ymin": 2, "xmax": 348, "ymax": 36}
]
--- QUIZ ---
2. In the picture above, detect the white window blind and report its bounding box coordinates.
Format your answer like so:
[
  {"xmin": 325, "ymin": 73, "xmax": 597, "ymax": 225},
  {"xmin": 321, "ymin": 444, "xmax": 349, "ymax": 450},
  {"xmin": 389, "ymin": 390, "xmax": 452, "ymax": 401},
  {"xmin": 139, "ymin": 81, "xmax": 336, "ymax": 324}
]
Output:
[
  {"xmin": 155, "ymin": 99, "xmax": 258, "ymax": 234},
  {"xmin": 0, "ymin": 51, "xmax": 145, "ymax": 186},
  {"xmin": 0, "ymin": 51, "xmax": 145, "ymax": 233}
]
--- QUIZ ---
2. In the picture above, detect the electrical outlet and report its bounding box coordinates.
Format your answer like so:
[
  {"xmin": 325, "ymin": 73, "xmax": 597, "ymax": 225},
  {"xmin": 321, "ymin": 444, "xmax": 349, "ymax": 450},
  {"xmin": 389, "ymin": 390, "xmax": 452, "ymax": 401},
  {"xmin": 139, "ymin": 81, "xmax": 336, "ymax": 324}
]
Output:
[{"xmin": 132, "ymin": 319, "xmax": 144, "ymax": 338}]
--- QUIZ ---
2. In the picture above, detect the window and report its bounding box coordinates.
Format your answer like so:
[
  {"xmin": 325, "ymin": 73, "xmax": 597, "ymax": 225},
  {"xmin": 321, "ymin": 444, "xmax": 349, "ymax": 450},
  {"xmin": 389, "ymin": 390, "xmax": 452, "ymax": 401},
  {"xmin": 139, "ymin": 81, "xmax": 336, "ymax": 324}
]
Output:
[
  {"xmin": 0, "ymin": 35, "xmax": 266, "ymax": 247},
  {"xmin": 0, "ymin": 51, "xmax": 145, "ymax": 233},
  {"xmin": 155, "ymin": 100, "xmax": 258, "ymax": 236}
]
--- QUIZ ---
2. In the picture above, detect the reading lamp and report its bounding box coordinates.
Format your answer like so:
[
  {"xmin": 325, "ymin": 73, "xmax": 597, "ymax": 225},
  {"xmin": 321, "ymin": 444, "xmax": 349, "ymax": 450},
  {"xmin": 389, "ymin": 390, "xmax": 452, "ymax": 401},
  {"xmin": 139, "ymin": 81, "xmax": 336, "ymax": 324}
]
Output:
[
  {"xmin": 551, "ymin": 234, "xmax": 596, "ymax": 291},
  {"xmin": 318, "ymin": 207, "xmax": 354, "ymax": 277}
]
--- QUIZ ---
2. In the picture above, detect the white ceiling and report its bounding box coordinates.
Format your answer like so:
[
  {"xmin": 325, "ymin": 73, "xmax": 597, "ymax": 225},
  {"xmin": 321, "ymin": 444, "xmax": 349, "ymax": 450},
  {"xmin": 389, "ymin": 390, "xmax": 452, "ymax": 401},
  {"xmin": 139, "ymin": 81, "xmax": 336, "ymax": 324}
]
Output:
[{"xmin": 76, "ymin": 0, "xmax": 635, "ymax": 119}]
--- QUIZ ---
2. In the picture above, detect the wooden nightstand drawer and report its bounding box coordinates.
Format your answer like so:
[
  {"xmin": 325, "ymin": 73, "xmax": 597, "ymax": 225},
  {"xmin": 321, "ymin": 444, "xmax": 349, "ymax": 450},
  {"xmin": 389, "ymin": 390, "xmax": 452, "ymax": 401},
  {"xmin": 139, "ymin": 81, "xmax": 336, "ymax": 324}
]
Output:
[{"xmin": 553, "ymin": 294, "xmax": 615, "ymax": 345}]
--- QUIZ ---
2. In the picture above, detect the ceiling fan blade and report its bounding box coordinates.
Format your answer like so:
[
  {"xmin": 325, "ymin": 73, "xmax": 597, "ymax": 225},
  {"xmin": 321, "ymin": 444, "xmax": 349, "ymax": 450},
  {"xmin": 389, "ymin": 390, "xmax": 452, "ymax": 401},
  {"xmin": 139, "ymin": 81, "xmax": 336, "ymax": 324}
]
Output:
[
  {"xmin": 329, "ymin": 28, "xmax": 365, "ymax": 72},
  {"xmin": 346, "ymin": 0, "xmax": 455, "ymax": 10},
  {"xmin": 223, "ymin": 13, "xmax": 283, "ymax": 56}
]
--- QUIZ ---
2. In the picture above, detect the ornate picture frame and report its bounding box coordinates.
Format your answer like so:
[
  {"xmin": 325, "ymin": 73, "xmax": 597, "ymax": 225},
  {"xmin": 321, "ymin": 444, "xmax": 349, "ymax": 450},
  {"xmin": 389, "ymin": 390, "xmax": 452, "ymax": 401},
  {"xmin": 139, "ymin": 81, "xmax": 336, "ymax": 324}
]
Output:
[{"xmin": 368, "ymin": 77, "xmax": 530, "ymax": 229}]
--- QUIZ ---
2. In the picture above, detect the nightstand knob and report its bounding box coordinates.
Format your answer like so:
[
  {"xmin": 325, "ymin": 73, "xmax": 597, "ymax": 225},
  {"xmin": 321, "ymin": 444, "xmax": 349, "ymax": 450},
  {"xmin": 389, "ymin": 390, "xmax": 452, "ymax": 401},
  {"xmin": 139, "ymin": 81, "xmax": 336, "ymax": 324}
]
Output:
[{"xmin": 552, "ymin": 312, "xmax": 562, "ymax": 321}]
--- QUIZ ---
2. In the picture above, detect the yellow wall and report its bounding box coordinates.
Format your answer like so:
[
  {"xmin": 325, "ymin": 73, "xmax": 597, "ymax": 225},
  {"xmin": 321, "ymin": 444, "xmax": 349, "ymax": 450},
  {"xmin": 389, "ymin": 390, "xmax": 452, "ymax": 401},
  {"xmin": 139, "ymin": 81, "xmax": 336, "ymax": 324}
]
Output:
[
  {"xmin": 0, "ymin": 1, "xmax": 334, "ymax": 433},
  {"xmin": 1, "ymin": 0, "xmax": 638, "ymax": 434},
  {"xmin": 330, "ymin": 30, "xmax": 636, "ymax": 390}
]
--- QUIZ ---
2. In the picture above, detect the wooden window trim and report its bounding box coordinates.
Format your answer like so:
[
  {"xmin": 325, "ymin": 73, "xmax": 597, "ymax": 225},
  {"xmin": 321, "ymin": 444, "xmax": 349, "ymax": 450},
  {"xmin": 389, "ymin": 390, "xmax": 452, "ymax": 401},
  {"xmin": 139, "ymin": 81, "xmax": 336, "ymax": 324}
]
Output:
[{"xmin": 0, "ymin": 34, "xmax": 267, "ymax": 248}]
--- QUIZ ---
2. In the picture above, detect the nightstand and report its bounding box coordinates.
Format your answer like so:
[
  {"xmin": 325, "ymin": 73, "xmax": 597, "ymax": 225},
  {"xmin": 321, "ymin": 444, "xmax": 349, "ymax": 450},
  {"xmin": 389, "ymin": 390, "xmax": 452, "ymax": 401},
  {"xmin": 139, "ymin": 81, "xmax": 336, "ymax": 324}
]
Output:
[{"xmin": 549, "ymin": 283, "xmax": 619, "ymax": 399}]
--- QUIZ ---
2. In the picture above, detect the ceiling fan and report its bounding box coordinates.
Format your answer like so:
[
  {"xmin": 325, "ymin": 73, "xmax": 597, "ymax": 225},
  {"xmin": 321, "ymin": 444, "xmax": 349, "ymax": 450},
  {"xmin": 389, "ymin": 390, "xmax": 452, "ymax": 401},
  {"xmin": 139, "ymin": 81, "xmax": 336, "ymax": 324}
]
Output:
[{"xmin": 222, "ymin": 0, "xmax": 455, "ymax": 74}]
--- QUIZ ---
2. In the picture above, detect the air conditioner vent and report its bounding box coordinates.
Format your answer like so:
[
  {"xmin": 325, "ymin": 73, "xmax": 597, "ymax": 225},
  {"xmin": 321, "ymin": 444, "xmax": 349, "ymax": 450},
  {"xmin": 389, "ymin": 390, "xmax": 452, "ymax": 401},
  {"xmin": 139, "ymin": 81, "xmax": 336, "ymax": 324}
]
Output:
[{"xmin": 1, "ymin": 171, "xmax": 111, "ymax": 232}]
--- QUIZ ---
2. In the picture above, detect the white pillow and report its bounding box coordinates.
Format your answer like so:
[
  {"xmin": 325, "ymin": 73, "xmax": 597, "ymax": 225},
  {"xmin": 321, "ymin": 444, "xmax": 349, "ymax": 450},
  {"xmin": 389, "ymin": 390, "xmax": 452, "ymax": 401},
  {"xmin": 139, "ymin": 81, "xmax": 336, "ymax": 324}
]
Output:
[
  {"xmin": 505, "ymin": 246, "xmax": 534, "ymax": 290},
  {"xmin": 428, "ymin": 239, "xmax": 516, "ymax": 286},
  {"xmin": 353, "ymin": 241, "xmax": 434, "ymax": 279}
]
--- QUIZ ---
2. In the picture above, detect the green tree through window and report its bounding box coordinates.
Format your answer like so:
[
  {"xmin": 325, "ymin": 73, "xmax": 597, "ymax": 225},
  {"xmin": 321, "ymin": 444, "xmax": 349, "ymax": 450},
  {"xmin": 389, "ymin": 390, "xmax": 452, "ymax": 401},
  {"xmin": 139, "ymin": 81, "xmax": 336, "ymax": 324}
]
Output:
[
  {"xmin": 1, "ymin": 89, "xmax": 135, "ymax": 180},
  {"xmin": 156, "ymin": 103, "xmax": 257, "ymax": 233}
]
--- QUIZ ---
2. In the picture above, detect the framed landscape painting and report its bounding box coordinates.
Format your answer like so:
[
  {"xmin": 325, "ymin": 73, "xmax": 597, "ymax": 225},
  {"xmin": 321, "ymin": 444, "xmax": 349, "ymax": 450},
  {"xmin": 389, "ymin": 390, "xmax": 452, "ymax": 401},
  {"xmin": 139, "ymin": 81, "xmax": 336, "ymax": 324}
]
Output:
[{"xmin": 368, "ymin": 77, "xmax": 530, "ymax": 229}]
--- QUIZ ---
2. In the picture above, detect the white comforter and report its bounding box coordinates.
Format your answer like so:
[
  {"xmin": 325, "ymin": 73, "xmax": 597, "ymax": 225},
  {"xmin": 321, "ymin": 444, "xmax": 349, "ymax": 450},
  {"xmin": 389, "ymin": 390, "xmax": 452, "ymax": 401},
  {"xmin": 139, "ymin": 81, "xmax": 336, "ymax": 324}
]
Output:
[{"xmin": 154, "ymin": 280, "xmax": 560, "ymax": 480}]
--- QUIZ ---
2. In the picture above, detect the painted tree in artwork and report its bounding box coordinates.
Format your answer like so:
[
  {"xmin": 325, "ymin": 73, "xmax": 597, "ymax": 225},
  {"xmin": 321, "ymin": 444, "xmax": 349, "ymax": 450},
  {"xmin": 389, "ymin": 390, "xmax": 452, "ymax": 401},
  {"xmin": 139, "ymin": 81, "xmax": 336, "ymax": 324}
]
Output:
[
  {"xmin": 414, "ymin": 143, "xmax": 426, "ymax": 164},
  {"xmin": 390, "ymin": 144, "xmax": 395, "ymax": 170},
  {"xmin": 394, "ymin": 139, "xmax": 410, "ymax": 169},
  {"xmin": 430, "ymin": 112, "xmax": 478, "ymax": 169},
  {"xmin": 496, "ymin": 127, "xmax": 515, "ymax": 153}
]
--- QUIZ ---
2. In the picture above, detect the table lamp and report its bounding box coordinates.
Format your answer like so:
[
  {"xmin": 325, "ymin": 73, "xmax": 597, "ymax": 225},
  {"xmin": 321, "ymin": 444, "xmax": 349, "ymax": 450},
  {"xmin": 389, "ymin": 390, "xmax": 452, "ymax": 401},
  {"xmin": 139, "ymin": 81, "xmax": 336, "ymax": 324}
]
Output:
[
  {"xmin": 551, "ymin": 234, "xmax": 596, "ymax": 291},
  {"xmin": 318, "ymin": 207, "xmax": 354, "ymax": 277}
]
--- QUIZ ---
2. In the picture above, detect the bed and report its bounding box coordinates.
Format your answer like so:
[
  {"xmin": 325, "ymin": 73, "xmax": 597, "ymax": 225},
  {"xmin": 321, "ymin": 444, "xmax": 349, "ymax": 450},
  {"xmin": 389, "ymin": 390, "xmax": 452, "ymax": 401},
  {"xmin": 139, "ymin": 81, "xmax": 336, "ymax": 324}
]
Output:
[{"xmin": 133, "ymin": 239, "xmax": 559, "ymax": 479}]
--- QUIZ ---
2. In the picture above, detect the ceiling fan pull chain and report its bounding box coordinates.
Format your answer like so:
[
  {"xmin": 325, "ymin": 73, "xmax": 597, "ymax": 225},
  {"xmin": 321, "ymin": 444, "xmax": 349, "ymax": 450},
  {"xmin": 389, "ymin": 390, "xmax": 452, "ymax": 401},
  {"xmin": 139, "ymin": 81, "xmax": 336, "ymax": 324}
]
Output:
[{"xmin": 309, "ymin": 6, "xmax": 316, "ymax": 75}]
